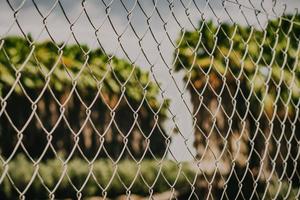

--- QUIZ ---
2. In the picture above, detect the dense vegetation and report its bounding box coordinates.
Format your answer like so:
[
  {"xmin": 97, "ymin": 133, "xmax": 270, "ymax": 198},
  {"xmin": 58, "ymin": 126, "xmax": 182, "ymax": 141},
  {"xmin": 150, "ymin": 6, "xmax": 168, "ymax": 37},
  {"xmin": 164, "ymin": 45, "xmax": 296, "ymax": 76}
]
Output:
[
  {"xmin": 174, "ymin": 14, "xmax": 300, "ymax": 199},
  {"xmin": 0, "ymin": 154, "xmax": 195, "ymax": 199},
  {"xmin": 0, "ymin": 37, "xmax": 169, "ymax": 160},
  {"xmin": 0, "ymin": 37, "xmax": 175, "ymax": 199}
]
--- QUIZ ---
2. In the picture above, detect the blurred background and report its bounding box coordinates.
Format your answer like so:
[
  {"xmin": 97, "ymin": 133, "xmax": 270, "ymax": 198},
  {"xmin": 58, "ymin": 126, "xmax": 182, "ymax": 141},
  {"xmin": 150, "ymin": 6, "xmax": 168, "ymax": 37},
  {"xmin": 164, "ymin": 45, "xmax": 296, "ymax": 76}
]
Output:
[{"xmin": 1, "ymin": 0, "xmax": 300, "ymax": 161}]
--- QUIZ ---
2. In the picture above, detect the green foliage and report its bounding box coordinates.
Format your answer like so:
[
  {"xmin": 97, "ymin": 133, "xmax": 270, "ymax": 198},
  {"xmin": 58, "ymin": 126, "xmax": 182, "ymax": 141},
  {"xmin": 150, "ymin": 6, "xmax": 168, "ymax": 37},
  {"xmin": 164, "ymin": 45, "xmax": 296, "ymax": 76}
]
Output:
[
  {"xmin": 0, "ymin": 36, "xmax": 168, "ymax": 116},
  {"xmin": 0, "ymin": 154, "xmax": 195, "ymax": 199},
  {"xmin": 262, "ymin": 179, "xmax": 300, "ymax": 200},
  {"xmin": 0, "ymin": 36, "xmax": 170, "ymax": 160},
  {"xmin": 173, "ymin": 14, "xmax": 300, "ymax": 200},
  {"xmin": 175, "ymin": 15, "xmax": 300, "ymax": 118}
]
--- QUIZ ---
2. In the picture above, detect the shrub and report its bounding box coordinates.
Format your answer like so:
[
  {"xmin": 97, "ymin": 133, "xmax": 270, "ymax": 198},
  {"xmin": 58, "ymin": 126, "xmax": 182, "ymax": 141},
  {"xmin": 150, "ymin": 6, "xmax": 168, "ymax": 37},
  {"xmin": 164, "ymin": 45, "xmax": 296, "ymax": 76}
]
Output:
[{"xmin": 0, "ymin": 154, "xmax": 196, "ymax": 199}]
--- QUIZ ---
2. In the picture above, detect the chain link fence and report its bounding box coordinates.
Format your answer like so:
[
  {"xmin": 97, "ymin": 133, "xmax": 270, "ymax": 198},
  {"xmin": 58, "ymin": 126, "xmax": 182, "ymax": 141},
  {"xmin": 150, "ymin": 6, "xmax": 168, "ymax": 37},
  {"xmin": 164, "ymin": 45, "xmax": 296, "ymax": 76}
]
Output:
[{"xmin": 0, "ymin": 0, "xmax": 300, "ymax": 199}]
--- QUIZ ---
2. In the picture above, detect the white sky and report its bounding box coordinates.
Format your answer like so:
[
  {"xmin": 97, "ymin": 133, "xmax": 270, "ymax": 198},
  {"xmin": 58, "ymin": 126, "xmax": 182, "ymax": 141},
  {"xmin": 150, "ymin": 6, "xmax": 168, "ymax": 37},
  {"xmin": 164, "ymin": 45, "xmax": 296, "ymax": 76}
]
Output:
[{"xmin": 0, "ymin": 0, "xmax": 299, "ymax": 161}]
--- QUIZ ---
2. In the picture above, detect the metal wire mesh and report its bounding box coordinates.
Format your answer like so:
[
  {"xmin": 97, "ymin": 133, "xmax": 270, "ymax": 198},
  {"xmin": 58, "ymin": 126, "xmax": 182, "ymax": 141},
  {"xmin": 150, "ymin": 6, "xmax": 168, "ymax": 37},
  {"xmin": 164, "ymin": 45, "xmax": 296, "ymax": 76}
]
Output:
[{"xmin": 0, "ymin": 0, "xmax": 299, "ymax": 199}]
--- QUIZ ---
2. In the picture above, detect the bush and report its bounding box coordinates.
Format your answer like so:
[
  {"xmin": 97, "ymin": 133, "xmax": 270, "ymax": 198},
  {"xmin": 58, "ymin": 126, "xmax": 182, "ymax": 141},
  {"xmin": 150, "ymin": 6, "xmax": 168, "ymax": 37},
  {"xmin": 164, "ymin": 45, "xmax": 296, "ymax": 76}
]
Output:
[
  {"xmin": 263, "ymin": 179, "xmax": 300, "ymax": 200},
  {"xmin": 0, "ymin": 154, "xmax": 196, "ymax": 199}
]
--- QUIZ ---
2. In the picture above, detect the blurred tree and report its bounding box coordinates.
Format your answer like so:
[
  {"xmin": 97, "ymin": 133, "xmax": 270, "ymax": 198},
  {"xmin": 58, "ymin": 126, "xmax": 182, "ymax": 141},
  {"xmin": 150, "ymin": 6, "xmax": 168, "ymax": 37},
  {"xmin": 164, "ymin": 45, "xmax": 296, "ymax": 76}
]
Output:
[
  {"xmin": 174, "ymin": 15, "xmax": 300, "ymax": 199},
  {"xmin": 0, "ymin": 37, "xmax": 169, "ymax": 160}
]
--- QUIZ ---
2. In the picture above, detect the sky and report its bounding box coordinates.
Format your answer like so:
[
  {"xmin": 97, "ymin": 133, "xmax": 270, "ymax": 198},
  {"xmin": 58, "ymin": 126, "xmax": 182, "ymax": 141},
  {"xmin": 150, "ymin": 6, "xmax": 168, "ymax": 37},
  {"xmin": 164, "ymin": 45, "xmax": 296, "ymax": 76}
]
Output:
[{"xmin": 0, "ymin": 0, "xmax": 300, "ymax": 161}]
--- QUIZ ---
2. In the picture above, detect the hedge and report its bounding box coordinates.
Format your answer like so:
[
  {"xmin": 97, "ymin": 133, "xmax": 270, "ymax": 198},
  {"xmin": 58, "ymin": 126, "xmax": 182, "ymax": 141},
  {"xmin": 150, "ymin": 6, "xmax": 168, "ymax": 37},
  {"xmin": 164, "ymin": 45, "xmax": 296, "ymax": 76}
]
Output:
[{"xmin": 0, "ymin": 154, "xmax": 196, "ymax": 199}]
